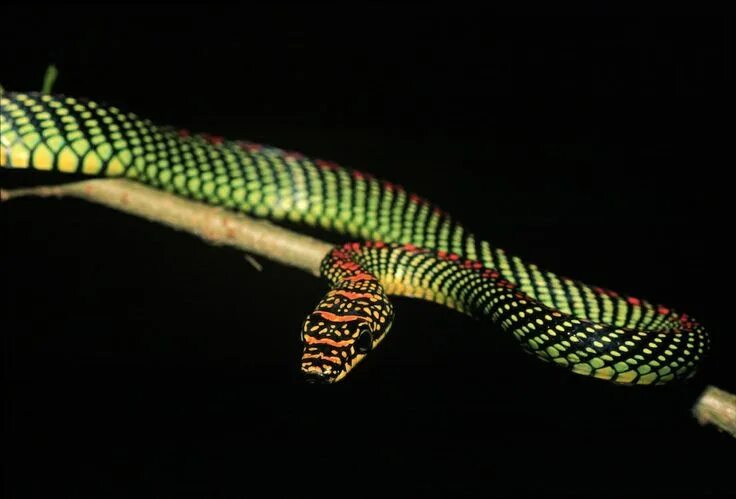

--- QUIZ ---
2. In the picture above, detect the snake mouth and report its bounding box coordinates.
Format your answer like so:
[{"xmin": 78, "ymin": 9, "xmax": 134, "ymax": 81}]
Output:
[
  {"xmin": 301, "ymin": 362, "xmax": 344, "ymax": 384},
  {"xmin": 301, "ymin": 367, "xmax": 335, "ymax": 384},
  {"xmin": 300, "ymin": 346, "xmax": 357, "ymax": 383}
]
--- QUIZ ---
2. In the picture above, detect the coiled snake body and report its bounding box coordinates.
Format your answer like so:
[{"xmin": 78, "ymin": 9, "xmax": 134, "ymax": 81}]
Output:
[{"xmin": 0, "ymin": 92, "xmax": 710, "ymax": 384}]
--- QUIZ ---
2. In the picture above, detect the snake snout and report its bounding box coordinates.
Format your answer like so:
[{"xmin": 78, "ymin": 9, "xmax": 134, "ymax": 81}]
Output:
[{"xmin": 301, "ymin": 362, "xmax": 341, "ymax": 384}]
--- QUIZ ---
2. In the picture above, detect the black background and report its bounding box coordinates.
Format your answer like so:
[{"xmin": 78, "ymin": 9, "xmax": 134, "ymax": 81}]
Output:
[{"xmin": 2, "ymin": 6, "xmax": 733, "ymax": 497}]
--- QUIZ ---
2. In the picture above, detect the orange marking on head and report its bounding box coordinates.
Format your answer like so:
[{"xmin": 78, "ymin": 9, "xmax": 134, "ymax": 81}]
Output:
[
  {"xmin": 302, "ymin": 353, "xmax": 342, "ymax": 364},
  {"xmin": 313, "ymin": 310, "xmax": 371, "ymax": 323},
  {"xmin": 304, "ymin": 336, "xmax": 353, "ymax": 347},
  {"xmin": 333, "ymin": 290, "xmax": 379, "ymax": 300}
]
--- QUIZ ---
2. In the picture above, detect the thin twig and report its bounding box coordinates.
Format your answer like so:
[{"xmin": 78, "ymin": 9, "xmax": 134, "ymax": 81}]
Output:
[
  {"xmin": 244, "ymin": 254, "xmax": 264, "ymax": 272},
  {"xmin": 42, "ymin": 64, "xmax": 58, "ymax": 94},
  {"xmin": 1, "ymin": 179, "xmax": 332, "ymax": 277}
]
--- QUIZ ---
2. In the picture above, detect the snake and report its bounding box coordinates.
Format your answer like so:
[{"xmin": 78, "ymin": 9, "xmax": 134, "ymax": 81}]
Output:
[{"xmin": 0, "ymin": 91, "xmax": 710, "ymax": 384}]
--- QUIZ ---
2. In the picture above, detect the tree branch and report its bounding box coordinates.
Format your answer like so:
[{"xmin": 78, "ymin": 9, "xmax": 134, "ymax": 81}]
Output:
[
  {"xmin": 1, "ymin": 179, "xmax": 332, "ymax": 277},
  {"xmin": 4, "ymin": 178, "xmax": 735, "ymax": 440},
  {"xmin": 693, "ymin": 385, "xmax": 736, "ymax": 439}
]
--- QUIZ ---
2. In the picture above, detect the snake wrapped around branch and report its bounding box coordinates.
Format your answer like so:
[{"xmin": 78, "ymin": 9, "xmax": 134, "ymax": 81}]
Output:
[{"xmin": 0, "ymin": 90, "xmax": 710, "ymax": 384}]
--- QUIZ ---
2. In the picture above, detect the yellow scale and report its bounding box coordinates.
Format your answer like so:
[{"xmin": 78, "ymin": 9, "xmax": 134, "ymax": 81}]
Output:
[{"xmin": 0, "ymin": 97, "xmax": 128, "ymax": 176}]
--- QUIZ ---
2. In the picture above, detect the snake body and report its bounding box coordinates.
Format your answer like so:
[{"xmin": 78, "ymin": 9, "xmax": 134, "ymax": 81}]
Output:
[{"xmin": 1, "ymin": 91, "xmax": 709, "ymax": 384}]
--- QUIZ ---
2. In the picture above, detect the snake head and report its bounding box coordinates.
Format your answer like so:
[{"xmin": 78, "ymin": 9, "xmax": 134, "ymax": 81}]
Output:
[{"xmin": 299, "ymin": 285, "xmax": 394, "ymax": 383}]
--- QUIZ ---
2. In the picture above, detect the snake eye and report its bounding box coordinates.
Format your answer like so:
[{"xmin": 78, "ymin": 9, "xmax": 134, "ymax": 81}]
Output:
[{"xmin": 355, "ymin": 327, "xmax": 373, "ymax": 354}]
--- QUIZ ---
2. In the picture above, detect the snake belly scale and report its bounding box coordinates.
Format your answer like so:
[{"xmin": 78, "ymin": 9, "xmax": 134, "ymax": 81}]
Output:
[{"xmin": 0, "ymin": 91, "xmax": 710, "ymax": 384}]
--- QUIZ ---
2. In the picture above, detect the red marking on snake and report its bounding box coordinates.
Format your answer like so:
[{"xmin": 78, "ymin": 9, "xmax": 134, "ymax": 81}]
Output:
[
  {"xmin": 679, "ymin": 314, "xmax": 695, "ymax": 328},
  {"xmin": 303, "ymin": 352, "xmax": 342, "ymax": 364},
  {"xmin": 333, "ymin": 250, "xmax": 348, "ymax": 261},
  {"xmin": 409, "ymin": 194, "xmax": 422, "ymax": 203},
  {"xmin": 312, "ymin": 311, "xmax": 370, "ymax": 323},
  {"xmin": 178, "ymin": 129, "xmax": 190, "ymax": 138},
  {"xmin": 449, "ymin": 253, "xmax": 460, "ymax": 261},
  {"xmin": 374, "ymin": 241, "xmax": 385, "ymax": 248},
  {"xmin": 343, "ymin": 273, "xmax": 375, "ymax": 282},
  {"xmin": 202, "ymin": 133, "xmax": 224, "ymax": 145},
  {"xmin": 316, "ymin": 159, "xmax": 339, "ymax": 170},
  {"xmin": 657, "ymin": 306, "xmax": 670, "ymax": 315},
  {"xmin": 284, "ymin": 150, "xmax": 304, "ymax": 160},
  {"xmin": 333, "ymin": 290, "xmax": 379, "ymax": 300},
  {"xmin": 338, "ymin": 261, "xmax": 360, "ymax": 271},
  {"xmin": 627, "ymin": 297, "xmax": 641, "ymax": 306}
]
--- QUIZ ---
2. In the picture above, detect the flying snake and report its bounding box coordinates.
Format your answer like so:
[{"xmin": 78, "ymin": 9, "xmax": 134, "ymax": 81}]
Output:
[{"xmin": 0, "ymin": 91, "xmax": 710, "ymax": 384}]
